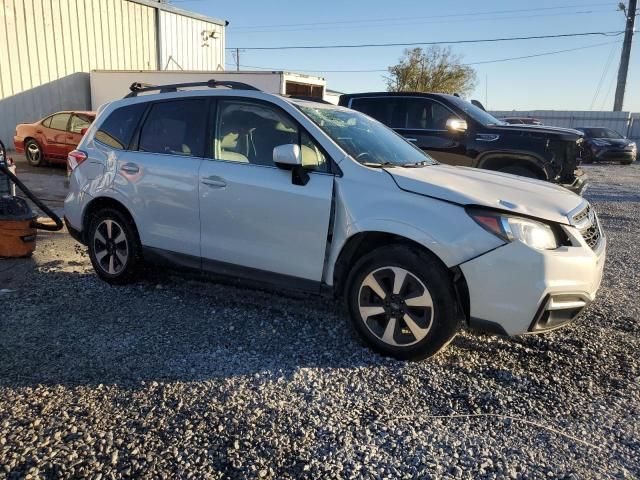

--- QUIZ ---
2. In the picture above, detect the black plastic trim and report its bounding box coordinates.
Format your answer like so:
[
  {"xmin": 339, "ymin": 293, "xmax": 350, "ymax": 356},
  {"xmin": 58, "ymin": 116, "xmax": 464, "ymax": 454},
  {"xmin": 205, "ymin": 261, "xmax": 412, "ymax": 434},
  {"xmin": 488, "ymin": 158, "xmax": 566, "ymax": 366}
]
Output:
[
  {"xmin": 469, "ymin": 317, "xmax": 509, "ymax": 336},
  {"xmin": 142, "ymin": 246, "xmax": 330, "ymax": 296},
  {"xmin": 64, "ymin": 216, "xmax": 85, "ymax": 244}
]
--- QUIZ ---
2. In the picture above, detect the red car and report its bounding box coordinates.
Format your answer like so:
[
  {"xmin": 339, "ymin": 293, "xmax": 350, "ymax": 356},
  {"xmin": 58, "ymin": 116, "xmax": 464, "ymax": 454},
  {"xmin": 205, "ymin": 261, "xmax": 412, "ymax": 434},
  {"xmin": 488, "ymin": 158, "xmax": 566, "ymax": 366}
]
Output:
[{"xmin": 14, "ymin": 111, "xmax": 95, "ymax": 166}]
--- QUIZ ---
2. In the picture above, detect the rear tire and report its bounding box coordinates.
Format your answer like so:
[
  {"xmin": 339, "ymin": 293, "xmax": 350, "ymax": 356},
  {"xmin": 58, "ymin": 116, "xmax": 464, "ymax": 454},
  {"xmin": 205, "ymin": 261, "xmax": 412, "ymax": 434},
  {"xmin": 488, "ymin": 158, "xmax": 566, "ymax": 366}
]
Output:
[
  {"xmin": 25, "ymin": 139, "xmax": 43, "ymax": 166},
  {"xmin": 497, "ymin": 164, "xmax": 542, "ymax": 179},
  {"xmin": 345, "ymin": 245, "xmax": 459, "ymax": 360},
  {"xmin": 87, "ymin": 208, "xmax": 141, "ymax": 285}
]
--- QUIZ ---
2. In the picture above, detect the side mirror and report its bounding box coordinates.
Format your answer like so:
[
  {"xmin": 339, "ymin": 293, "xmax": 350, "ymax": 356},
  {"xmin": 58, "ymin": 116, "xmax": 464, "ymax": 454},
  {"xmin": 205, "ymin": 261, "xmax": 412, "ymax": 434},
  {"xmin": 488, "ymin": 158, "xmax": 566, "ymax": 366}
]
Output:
[
  {"xmin": 446, "ymin": 118, "xmax": 468, "ymax": 133},
  {"xmin": 273, "ymin": 144, "xmax": 301, "ymax": 167},
  {"xmin": 273, "ymin": 144, "xmax": 309, "ymax": 186},
  {"xmin": 80, "ymin": 127, "xmax": 89, "ymax": 136}
]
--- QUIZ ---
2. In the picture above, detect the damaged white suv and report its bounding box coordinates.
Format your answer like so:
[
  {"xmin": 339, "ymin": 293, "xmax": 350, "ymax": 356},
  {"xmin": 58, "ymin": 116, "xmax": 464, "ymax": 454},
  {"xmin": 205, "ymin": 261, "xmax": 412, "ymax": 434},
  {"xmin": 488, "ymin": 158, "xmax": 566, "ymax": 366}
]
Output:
[{"xmin": 64, "ymin": 81, "xmax": 606, "ymax": 359}]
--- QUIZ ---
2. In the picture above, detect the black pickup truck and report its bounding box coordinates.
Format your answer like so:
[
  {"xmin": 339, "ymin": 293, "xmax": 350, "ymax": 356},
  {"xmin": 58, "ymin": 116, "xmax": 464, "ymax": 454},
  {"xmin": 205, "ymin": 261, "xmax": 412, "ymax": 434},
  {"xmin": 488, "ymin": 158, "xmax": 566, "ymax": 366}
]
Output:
[{"xmin": 339, "ymin": 92, "xmax": 585, "ymax": 194}]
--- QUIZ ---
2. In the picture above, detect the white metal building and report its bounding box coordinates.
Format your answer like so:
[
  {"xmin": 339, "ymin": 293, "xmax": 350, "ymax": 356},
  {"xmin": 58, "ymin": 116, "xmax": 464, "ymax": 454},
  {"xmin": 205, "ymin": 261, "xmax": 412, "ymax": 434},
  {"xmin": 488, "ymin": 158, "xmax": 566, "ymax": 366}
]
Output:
[{"xmin": 0, "ymin": 0, "xmax": 227, "ymax": 144}]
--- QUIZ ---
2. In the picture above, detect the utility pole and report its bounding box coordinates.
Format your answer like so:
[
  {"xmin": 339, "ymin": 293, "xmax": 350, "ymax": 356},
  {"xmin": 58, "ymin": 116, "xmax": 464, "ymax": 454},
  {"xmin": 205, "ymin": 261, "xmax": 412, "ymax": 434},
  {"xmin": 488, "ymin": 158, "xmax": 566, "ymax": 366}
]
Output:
[
  {"xmin": 236, "ymin": 48, "xmax": 240, "ymax": 71},
  {"xmin": 613, "ymin": 0, "xmax": 637, "ymax": 111},
  {"xmin": 485, "ymin": 74, "xmax": 488, "ymax": 109}
]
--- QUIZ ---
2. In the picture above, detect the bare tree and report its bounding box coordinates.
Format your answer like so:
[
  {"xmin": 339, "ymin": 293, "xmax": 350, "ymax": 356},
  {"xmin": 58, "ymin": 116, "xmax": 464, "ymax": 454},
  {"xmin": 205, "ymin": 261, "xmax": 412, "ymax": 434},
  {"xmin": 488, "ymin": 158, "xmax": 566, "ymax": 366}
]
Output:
[{"xmin": 386, "ymin": 46, "xmax": 477, "ymax": 95}]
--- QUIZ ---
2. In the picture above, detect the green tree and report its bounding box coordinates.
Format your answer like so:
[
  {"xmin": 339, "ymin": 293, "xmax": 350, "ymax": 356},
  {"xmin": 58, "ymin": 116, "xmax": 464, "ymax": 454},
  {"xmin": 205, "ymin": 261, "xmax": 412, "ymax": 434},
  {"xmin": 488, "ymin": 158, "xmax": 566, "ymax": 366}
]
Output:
[{"xmin": 386, "ymin": 46, "xmax": 477, "ymax": 95}]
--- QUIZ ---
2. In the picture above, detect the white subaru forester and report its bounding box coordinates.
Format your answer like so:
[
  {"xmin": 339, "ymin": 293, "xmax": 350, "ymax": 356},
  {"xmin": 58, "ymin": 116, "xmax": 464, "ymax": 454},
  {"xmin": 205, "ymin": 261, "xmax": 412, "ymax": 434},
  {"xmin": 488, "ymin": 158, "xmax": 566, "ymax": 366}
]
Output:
[{"xmin": 64, "ymin": 81, "xmax": 606, "ymax": 359}]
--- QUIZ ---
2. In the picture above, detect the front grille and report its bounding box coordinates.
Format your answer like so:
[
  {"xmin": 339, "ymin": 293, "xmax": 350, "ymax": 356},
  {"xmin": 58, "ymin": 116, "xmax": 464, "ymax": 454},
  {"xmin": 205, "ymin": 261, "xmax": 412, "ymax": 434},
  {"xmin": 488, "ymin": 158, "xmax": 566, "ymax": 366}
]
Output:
[{"xmin": 573, "ymin": 204, "xmax": 602, "ymax": 249}]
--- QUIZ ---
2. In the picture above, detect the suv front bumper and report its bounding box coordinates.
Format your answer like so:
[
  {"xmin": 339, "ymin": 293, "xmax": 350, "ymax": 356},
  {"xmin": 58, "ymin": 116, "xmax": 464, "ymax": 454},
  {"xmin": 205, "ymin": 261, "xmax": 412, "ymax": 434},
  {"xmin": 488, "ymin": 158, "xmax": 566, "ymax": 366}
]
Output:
[
  {"xmin": 561, "ymin": 169, "xmax": 587, "ymax": 195},
  {"xmin": 460, "ymin": 235, "xmax": 606, "ymax": 336}
]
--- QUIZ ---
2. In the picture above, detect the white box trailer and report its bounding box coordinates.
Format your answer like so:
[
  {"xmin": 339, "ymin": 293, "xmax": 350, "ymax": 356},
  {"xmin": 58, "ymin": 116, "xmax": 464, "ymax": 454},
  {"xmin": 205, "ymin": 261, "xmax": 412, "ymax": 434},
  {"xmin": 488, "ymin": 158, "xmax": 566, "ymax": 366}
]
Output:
[{"xmin": 90, "ymin": 70, "xmax": 326, "ymax": 109}]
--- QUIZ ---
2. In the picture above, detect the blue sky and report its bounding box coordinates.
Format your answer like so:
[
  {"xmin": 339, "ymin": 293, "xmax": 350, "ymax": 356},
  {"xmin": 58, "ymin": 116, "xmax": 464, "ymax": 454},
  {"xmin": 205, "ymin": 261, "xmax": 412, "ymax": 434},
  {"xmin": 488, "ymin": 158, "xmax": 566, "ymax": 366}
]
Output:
[{"xmin": 172, "ymin": 0, "xmax": 638, "ymax": 111}]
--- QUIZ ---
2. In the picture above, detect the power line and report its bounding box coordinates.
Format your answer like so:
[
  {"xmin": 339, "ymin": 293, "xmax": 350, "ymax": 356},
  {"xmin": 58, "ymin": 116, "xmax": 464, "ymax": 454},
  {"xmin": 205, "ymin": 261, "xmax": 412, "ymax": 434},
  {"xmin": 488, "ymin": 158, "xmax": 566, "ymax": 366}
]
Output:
[
  {"xmin": 229, "ymin": 10, "xmax": 614, "ymax": 35},
  {"xmin": 590, "ymin": 42, "xmax": 619, "ymax": 109},
  {"xmin": 225, "ymin": 40, "xmax": 623, "ymax": 73},
  {"xmin": 227, "ymin": 30, "xmax": 625, "ymax": 51},
  {"xmin": 230, "ymin": 2, "xmax": 615, "ymax": 30}
]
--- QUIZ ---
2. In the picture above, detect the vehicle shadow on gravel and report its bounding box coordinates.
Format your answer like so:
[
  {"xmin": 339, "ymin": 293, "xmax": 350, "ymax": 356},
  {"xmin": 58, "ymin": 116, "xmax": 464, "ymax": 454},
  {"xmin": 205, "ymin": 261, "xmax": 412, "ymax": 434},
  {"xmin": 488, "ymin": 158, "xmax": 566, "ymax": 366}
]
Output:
[{"xmin": 0, "ymin": 268, "xmax": 407, "ymax": 388}]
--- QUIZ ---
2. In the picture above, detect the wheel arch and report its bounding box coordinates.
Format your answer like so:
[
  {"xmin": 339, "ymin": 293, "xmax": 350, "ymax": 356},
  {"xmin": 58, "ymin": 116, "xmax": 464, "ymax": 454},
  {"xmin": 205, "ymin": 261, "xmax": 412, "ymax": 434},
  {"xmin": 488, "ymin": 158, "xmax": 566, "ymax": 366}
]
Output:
[
  {"xmin": 82, "ymin": 196, "xmax": 140, "ymax": 245},
  {"xmin": 476, "ymin": 152, "xmax": 549, "ymax": 179},
  {"xmin": 332, "ymin": 231, "xmax": 470, "ymax": 324}
]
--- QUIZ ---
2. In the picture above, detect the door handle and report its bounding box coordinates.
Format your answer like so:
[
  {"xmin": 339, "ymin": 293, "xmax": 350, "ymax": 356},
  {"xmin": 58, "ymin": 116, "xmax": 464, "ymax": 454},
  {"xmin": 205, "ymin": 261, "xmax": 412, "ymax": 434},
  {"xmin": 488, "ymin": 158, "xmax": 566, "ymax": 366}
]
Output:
[
  {"xmin": 406, "ymin": 138, "xmax": 418, "ymax": 142},
  {"xmin": 201, "ymin": 176, "xmax": 226, "ymax": 188},
  {"xmin": 120, "ymin": 163, "xmax": 140, "ymax": 174}
]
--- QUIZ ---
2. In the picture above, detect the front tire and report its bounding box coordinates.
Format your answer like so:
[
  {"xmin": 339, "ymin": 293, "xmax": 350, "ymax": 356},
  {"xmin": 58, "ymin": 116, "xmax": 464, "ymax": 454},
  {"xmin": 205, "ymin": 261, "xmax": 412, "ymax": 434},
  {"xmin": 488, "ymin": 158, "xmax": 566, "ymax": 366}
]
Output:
[
  {"xmin": 25, "ymin": 139, "xmax": 44, "ymax": 166},
  {"xmin": 345, "ymin": 245, "xmax": 459, "ymax": 360},
  {"xmin": 87, "ymin": 208, "xmax": 141, "ymax": 284}
]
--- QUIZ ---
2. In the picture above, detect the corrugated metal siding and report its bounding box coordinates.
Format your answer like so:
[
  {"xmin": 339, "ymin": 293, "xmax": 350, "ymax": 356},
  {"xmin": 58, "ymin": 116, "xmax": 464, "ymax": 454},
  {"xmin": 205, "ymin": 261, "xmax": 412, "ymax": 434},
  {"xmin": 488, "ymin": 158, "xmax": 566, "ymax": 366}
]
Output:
[
  {"xmin": 159, "ymin": 10, "xmax": 225, "ymax": 71},
  {"xmin": 491, "ymin": 110, "xmax": 639, "ymax": 141},
  {"xmin": 0, "ymin": 0, "xmax": 157, "ymax": 143}
]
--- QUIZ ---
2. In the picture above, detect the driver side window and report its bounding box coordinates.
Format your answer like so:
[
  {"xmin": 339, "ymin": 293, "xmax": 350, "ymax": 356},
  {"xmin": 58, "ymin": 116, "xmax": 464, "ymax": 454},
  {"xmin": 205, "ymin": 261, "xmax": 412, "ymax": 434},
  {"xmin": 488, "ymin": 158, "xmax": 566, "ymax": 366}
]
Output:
[{"xmin": 214, "ymin": 101, "xmax": 328, "ymax": 172}]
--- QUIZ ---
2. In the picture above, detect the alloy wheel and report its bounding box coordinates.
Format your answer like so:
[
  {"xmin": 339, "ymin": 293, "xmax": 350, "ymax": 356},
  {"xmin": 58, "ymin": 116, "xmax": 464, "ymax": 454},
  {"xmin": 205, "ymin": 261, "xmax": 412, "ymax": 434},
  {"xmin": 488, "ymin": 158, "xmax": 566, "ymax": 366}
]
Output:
[
  {"xmin": 27, "ymin": 142, "xmax": 41, "ymax": 164},
  {"xmin": 358, "ymin": 266, "xmax": 434, "ymax": 347},
  {"xmin": 93, "ymin": 219, "xmax": 129, "ymax": 275}
]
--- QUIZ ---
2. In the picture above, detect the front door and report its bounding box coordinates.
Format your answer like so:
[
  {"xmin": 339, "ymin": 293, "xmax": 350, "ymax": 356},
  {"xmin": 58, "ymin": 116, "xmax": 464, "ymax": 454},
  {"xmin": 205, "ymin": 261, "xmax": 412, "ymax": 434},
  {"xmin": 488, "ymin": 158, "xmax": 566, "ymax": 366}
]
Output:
[
  {"xmin": 395, "ymin": 97, "xmax": 471, "ymax": 166},
  {"xmin": 199, "ymin": 99, "xmax": 334, "ymax": 285}
]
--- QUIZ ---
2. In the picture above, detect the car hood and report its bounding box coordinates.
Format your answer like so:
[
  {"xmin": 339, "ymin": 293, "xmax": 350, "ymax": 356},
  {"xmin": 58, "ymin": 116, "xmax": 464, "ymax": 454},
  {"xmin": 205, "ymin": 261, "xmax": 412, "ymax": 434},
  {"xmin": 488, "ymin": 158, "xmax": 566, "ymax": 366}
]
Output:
[
  {"xmin": 489, "ymin": 124, "xmax": 583, "ymax": 140},
  {"xmin": 386, "ymin": 164, "xmax": 584, "ymax": 225},
  {"xmin": 591, "ymin": 138, "xmax": 632, "ymax": 147}
]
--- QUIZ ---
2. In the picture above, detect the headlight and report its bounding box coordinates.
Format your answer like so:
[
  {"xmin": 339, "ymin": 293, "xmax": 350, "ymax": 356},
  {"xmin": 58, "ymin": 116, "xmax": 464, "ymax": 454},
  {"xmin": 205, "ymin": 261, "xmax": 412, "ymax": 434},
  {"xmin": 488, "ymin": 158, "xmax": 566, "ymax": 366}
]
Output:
[
  {"xmin": 592, "ymin": 139, "xmax": 610, "ymax": 147},
  {"xmin": 468, "ymin": 209, "xmax": 560, "ymax": 250}
]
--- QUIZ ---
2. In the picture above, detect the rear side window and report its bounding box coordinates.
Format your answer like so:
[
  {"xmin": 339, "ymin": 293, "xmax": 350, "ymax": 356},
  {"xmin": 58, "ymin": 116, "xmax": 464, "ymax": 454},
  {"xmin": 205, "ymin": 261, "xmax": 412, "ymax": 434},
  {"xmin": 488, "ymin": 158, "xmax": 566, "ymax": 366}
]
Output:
[
  {"xmin": 95, "ymin": 103, "xmax": 147, "ymax": 150},
  {"xmin": 69, "ymin": 114, "xmax": 93, "ymax": 133},
  {"xmin": 41, "ymin": 116, "xmax": 52, "ymax": 128},
  {"xmin": 349, "ymin": 97, "xmax": 406, "ymax": 129},
  {"xmin": 138, "ymin": 100, "xmax": 207, "ymax": 157},
  {"xmin": 49, "ymin": 113, "xmax": 71, "ymax": 131}
]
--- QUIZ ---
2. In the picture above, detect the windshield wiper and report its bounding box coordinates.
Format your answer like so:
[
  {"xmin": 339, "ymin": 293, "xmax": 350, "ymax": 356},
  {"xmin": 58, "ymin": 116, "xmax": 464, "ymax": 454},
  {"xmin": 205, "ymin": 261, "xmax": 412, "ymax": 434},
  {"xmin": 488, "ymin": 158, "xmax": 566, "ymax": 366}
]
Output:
[
  {"xmin": 361, "ymin": 161, "xmax": 397, "ymax": 168},
  {"xmin": 401, "ymin": 161, "xmax": 432, "ymax": 167}
]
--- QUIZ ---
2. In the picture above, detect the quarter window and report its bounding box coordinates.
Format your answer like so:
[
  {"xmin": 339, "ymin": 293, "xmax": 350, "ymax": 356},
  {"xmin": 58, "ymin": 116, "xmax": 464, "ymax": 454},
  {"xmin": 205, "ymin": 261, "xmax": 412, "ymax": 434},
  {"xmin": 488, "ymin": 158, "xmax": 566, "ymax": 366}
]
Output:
[
  {"xmin": 138, "ymin": 100, "xmax": 207, "ymax": 157},
  {"xmin": 215, "ymin": 101, "xmax": 328, "ymax": 172},
  {"xmin": 350, "ymin": 97, "xmax": 406, "ymax": 128},
  {"xmin": 49, "ymin": 113, "xmax": 71, "ymax": 131},
  {"xmin": 41, "ymin": 116, "xmax": 52, "ymax": 128},
  {"xmin": 95, "ymin": 103, "xmax": 147, "ymax": 150}
]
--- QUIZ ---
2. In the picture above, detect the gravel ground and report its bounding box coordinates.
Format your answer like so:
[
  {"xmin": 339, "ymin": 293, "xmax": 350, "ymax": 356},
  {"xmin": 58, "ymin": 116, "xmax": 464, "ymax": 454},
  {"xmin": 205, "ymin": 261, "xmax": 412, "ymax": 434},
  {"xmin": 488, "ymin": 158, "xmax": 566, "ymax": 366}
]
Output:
[{"xmin": 1, "ymin": 163, "xmax": 639, "ymax": 479}]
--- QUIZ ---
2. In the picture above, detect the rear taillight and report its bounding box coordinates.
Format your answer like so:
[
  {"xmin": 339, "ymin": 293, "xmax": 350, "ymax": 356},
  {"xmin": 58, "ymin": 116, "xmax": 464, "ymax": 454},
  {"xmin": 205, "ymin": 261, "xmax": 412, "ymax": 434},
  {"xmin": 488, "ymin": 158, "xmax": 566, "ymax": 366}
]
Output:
[{"xmin": 67, "ymin": 150, "xmax": 87, "ymax": 174}]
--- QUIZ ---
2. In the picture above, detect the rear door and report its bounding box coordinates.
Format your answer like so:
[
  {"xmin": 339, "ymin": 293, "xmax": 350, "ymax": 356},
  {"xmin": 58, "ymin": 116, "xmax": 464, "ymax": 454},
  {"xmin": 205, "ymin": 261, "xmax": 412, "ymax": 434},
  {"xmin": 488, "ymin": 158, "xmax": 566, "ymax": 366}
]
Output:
[
  {"xmin": 198, "ymin": 98, "xmax": 334, "ymax": 286},
  {"xmin": 45, "ymin": 113, "xmax": 72, "ymax": 159},
  {"xmin": 97, "ymin": 99, "xmax": 206, "ymax": 261}
]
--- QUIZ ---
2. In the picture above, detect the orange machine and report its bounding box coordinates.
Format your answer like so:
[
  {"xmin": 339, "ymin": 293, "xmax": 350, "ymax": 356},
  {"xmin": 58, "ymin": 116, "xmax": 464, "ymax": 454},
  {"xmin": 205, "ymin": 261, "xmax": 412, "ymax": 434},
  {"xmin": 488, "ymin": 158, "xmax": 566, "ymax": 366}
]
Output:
[
  {"xmin": 0, "ymin": 157, "xmax": 62, "ymax": 258},
  {"xmin": 0, "ymin": 196, "xmax": 36, "ymax": 257}
]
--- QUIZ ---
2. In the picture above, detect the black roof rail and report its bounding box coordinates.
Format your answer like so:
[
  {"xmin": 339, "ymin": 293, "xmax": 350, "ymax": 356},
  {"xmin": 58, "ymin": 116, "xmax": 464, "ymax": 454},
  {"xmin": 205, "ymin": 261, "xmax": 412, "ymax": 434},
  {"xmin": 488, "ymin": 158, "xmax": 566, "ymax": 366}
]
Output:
[{"xmin": 124, "ymin": 79, "xmax": 261, "ymax": 98}]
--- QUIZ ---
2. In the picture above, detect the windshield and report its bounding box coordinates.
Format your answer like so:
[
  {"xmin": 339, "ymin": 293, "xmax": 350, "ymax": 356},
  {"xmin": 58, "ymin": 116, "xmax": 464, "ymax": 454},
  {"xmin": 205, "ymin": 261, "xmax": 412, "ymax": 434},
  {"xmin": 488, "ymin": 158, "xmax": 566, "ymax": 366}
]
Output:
[
  {"xmin": 446, "ymin": 96, "xmax": 505, "ymax": 126},
  {"xmin": 297, "ymin": 103, "xmax": 436, "ymax": 167},
  {"xmin": 583, "ymin": 128, "xmax": 623, "ymax": 139}
]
